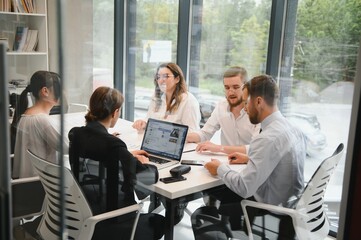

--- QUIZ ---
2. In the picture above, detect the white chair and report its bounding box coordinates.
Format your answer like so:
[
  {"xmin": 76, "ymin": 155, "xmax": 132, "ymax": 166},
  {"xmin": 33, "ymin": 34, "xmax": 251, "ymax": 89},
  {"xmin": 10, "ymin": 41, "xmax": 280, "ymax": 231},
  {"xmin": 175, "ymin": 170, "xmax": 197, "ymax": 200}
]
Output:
[
  {"xmin": 241, "ymin": 143, "xmax": 344, "ymax": 240},
  {"xmin": 27, "ymin": 149, "xmax": 142, "ymax": 240}
]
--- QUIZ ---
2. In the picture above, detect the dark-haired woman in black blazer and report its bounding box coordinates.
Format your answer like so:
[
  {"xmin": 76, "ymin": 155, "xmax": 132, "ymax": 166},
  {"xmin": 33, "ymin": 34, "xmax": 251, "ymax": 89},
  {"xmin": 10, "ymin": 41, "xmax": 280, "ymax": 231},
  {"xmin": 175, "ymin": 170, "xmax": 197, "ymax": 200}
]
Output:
[{"xmin": 69, "ymin": 86, "xmax": 164, "ymax": 240}]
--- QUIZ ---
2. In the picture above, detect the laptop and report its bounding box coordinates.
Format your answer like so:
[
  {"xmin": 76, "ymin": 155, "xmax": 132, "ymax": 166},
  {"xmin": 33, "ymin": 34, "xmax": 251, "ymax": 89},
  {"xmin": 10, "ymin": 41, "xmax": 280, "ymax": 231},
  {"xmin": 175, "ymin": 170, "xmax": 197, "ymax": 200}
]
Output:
[{"xmin": 140, "ymin": 118, "xmax": 189, "ymax": 169}]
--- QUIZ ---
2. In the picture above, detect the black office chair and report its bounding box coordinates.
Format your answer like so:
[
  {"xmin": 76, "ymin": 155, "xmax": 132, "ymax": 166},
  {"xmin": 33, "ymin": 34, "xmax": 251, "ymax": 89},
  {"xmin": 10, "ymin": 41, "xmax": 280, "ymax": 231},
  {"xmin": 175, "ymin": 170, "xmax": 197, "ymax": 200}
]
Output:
[{"xmin": 191, "ymin": 206, "xmax": 233, "ymax": 240}]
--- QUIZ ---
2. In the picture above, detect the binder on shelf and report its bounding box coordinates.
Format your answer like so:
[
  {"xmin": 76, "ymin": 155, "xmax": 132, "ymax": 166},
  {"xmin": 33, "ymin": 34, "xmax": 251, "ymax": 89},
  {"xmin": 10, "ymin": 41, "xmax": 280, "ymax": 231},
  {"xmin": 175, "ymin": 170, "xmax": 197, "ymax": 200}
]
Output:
[
  {"xmin": 1, "ymin": 0, "xmax": 12, "ymax": 12},
  {"xmin": 16, "ymin": 0, "xmax": 25, "ymax": 12},
  {"xmin": 0, "ymin": 0, "xmax": 35, "ymax": 13},
  {"xmin": 13, "ymin": 26, "xmax": 28, "ymax": 52},
  {"xmin": 21, "ymin": 0, "xmax": 28, "ymax": 12},
  {"xmin": 11, "ymin": 0, "xmax": 18, "ymax": 12},
  {"xmin": 24, "ymin": 30, "xmax": 38, "ymax": 51}
]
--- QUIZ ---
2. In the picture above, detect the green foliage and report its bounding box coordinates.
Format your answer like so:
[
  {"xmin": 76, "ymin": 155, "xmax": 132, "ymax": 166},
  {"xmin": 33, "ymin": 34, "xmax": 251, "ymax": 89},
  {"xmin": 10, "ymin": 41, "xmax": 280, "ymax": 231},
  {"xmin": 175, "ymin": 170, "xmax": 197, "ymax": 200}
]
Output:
[
  {"xmin": 92, "ymin": 0, "xmax": 360, "ymax": 94},
  {"xmin": 294, "ymin": 0, "xmax": 361, "ymax": 87},
  {"xmin": 229, "ymin": 15, "xmax": 269, "ymax": 77},
  {"xmin": 93, "ymin": 0, "xmax": 114, "ymax": 68},
  {"xmin": 135, "ymin": 0, "xmax": 179, "ymax": 83},
  {"xmin": 199, "ymin": 78, "xmax": 224, "ymax": 96},
  {"xmin": 198, "ymin": 0, "xmax": 270, "ymax": 81}
]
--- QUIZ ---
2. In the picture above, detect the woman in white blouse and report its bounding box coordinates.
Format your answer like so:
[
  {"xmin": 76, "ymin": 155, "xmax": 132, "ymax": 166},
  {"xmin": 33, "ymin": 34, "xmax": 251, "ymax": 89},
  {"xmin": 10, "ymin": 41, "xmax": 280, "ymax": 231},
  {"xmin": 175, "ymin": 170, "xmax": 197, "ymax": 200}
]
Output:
[
  {"xmin": 12, "ymin": 71, "xmax": 69, "ymax": 178},
  {"xmin": 132, "ymin": 62, "xmax": 201, "ymax": 132}
]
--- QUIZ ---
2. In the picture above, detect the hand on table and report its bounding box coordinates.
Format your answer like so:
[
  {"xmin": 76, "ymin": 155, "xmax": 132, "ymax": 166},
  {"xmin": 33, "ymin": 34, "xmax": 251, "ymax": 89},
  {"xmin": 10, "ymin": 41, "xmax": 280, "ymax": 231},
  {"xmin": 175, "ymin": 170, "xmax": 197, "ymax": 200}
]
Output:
[
  {"xmin": 228, "ymin": 152, "xmax": 249, "ymax": 164},
  {"xmin": 196, "ymin": 141, "xmax": 221, "ymax": 153},
  {"xmin": 112, "ymin": 132, "xmax": 121, "ymax": 137},
  {"xmin": 132, "ymin": 120, "xmax": 147, "ymax": 131},
  {"xmin": 204, "ymin": 159, "xmax": 221, "ymax": 176}
]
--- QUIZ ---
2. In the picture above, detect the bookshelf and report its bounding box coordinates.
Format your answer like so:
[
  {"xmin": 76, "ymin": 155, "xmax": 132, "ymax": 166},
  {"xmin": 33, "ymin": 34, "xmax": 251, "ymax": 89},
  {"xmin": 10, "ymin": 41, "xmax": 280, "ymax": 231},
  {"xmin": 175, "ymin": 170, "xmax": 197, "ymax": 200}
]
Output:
[{"xmin": 0, "ymin": 0, "xmax": 48, "ymax": 86}]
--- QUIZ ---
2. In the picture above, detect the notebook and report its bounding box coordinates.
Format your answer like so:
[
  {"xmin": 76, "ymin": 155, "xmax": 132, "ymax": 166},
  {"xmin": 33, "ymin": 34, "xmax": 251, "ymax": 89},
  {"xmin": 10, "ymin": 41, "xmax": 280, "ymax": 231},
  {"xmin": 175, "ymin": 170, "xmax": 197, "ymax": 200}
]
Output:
[{"xmin": 140, "ymin": 118, "xmax": 189, "ymax": 169}]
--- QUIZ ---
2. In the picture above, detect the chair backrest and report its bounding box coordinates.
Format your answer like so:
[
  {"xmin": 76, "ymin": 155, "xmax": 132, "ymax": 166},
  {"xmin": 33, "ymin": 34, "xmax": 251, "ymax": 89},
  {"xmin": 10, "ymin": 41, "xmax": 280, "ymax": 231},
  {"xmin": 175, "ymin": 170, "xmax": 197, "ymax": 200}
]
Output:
[
  {"xmin": 294, "ymin": 143, "xmax": 344, "ymax": 239},
  {"xmin": 12, "ymin": 176, "xmax": 45, "ymax": 220},
  {"xmin": 28, "ymin": 149, "xmax": 93, "ymax": 240}
]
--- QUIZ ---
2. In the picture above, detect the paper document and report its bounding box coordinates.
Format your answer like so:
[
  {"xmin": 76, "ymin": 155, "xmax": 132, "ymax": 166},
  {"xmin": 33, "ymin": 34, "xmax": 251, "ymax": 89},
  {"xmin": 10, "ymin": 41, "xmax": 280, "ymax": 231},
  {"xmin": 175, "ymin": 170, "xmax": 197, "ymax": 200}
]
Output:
[
  {"xmin": 183, "ymin": 143, "xmax": 197, "ymax": 153},
  {"xmin": 182, "ymin": 151, "xmax": 246, "ymax": 172}
]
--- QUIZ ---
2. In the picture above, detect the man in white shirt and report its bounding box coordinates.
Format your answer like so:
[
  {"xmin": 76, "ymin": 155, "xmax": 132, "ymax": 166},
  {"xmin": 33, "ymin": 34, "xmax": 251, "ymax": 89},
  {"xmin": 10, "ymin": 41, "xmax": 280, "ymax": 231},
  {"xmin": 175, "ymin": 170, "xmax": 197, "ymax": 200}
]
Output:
[
  {"xmin": 204, "ymin": 75, "xmax": 306, "ymax": 239},
  {"xmin": 187, "ymin": 66, "xmax": 260, "ymax": 154}
]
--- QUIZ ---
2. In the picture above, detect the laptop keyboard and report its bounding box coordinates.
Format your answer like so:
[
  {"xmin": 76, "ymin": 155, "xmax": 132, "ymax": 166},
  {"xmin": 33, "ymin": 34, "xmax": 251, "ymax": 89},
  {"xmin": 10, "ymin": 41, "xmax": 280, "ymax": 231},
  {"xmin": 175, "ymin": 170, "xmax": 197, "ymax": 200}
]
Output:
[{"xmin": 149, "ymin": 156, "xmax": 170, "ymax": 164}]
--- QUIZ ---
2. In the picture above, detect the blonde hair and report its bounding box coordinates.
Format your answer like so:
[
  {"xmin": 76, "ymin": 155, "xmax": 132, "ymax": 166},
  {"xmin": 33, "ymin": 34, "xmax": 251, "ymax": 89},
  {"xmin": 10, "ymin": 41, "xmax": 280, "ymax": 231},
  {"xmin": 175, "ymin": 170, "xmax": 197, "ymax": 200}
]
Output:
[{"xmin": 223, "ymin": 66, "xmax": 248, "ymax": 83}]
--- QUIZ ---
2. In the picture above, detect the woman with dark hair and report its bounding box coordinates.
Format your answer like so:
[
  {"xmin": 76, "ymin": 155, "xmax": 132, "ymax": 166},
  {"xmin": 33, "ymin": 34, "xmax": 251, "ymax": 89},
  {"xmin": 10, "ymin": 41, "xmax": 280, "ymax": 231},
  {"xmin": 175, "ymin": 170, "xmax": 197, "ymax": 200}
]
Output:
[
  {"xmin": 68, "ymin": 86, "xmax": 164, "ymax": 240},
  {"xmin": 12, "ymin": 70, "xmax": 68, "ymax": 179},
  {"xmin": 132, "ymin": 62, "xmax": 201, "ymax": 132}
]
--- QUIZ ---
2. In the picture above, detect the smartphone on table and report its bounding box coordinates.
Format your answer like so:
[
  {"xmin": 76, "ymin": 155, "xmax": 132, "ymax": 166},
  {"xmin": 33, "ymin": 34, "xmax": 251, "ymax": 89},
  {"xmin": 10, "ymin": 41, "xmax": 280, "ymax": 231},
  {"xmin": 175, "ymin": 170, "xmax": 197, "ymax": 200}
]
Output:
[
  {"xmin": 181, "ymin": 160, "xmax": 204, "ymax": 166},
  {"xmin": 159, "ymin": 176, "xmax": 186, "ymax": 184}
]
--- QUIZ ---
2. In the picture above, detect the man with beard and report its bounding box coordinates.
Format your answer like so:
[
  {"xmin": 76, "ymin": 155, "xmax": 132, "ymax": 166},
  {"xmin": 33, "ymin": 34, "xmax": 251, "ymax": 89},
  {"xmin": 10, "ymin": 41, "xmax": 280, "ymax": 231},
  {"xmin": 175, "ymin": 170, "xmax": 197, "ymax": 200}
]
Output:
[
  {"xmin": 203, "ymin": 75, "xmax": 306, "ymax": 239},
  {"xmin": 187, "ymin": 66, "xmax": 260, "ymax": 154}
]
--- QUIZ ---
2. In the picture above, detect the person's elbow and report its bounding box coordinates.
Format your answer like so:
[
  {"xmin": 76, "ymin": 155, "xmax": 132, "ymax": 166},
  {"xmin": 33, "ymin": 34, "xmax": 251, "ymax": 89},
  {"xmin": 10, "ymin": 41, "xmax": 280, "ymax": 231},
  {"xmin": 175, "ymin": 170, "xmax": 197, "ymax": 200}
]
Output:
[{"xmin": 187, "ymin": 132, "xmax": 201, "ymax": 143}]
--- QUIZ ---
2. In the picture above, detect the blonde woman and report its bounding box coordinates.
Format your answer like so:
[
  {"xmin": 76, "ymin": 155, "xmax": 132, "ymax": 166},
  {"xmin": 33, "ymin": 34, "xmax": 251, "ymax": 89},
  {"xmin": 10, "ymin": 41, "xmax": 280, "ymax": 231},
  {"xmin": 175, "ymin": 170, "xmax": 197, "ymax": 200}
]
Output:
[{"xmin": 132, "ymin": 62, "xmax": 201, "ymax": 132}]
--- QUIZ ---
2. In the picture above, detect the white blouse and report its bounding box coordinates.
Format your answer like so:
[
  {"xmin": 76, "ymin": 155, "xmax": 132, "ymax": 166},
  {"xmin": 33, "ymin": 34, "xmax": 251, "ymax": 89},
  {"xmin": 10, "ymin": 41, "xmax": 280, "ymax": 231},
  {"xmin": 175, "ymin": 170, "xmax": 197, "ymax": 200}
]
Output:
[
  {"xmin": 12, "ymin": 113, "xmax": 69, "ymax": 178},
  {"xmin": 146, "ymin": 92, "xmax": 201, "ymax": 132}
]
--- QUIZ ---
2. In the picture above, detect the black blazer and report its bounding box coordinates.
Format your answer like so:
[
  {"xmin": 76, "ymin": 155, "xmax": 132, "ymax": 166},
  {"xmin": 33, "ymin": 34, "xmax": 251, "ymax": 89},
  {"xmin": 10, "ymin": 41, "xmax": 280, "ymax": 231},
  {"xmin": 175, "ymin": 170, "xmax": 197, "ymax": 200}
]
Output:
[{"xmin": 68, "ymin": 121, "xmax": 158, "ymax": 213}]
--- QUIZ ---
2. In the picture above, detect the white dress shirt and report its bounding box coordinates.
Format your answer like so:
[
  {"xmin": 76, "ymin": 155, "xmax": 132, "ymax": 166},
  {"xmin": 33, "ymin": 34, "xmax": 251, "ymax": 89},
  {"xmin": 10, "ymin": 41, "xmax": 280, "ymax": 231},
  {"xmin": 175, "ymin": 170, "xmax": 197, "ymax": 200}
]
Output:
[
  {"xmin": 217, "ymin": 111, "xmax": 306, "ymax": 207},
  {"xmin": 195, "ymin": 99, "xmax": 260, "ymax": 146},
  {"xmin": 146, "ymin": 92, "xmax": 201, "ymax": 132},
  {"xmin": 13, "ymin": 114, "xmax": 69, "ymax": 178}
]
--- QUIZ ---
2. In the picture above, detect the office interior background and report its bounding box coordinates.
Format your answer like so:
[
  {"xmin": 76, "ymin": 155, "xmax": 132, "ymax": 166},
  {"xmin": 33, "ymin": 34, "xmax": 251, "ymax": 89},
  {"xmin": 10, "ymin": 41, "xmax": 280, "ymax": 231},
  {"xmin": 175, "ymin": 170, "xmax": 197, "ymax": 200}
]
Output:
[{"xmin": 1, "ymin": 0, "xmax": 361, "ymax": 239}]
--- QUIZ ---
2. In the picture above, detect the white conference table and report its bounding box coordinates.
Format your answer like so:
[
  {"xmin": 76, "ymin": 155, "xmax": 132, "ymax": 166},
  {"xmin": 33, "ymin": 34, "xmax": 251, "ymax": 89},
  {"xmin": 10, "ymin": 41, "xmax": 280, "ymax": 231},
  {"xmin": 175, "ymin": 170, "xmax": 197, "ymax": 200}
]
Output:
[{"xmin": 49, "ymin": 112, "xmax": 246, "ymax": 240}]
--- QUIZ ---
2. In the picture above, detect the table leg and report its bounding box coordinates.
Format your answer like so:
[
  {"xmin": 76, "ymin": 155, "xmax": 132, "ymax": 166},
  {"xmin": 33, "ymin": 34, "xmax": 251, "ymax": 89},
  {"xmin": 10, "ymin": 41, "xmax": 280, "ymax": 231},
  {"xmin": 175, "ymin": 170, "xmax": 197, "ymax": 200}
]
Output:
[{"xmin": 164, "ymin": 199, "xmax": 176, "ymax": 240}]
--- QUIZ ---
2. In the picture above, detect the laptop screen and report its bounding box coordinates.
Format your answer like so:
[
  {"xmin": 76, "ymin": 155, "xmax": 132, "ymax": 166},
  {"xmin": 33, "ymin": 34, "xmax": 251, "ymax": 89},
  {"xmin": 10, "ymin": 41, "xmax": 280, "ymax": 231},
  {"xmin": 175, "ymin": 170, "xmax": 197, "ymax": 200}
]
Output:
[{"xmin": 141, "ymin": 118, "xmax": 189, "ymax": 161}]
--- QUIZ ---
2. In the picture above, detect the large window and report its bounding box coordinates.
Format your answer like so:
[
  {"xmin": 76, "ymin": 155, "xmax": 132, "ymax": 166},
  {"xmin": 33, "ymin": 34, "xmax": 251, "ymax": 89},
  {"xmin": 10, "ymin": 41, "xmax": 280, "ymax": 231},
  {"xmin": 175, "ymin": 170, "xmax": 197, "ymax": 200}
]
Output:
[
  {"xmin": 189, "ymin": 0, "xmax": 272, "ymax": 125},
  {"xmin": 4, "ymin": 0, "xmax": 360, "ymax": 238},
  {"xmin": 65, "ymin": 0, "xmax": 360, "ymax": 236},
  {"xmin": 279, "ymin": 0, "xmax": 360, "ymax": 234},
  {"xmin": 131, "ymin": 0, "xmax": 179, "ymax": 120},
  {"xmin": 55, "ymin": 0, "xmax": 361, "ymax": 236}
]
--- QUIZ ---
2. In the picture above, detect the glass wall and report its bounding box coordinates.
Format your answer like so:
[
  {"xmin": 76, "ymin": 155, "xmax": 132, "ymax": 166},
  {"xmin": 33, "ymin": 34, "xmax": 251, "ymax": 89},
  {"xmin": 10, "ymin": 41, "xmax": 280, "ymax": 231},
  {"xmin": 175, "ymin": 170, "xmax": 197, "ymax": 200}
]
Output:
[
  {"xmin": 58, "ymin": 0, "xmax": 114, "ymax": 107},
  {"xmin": 3, "ymin": 0, "xmax": 361, "ymax": 238},
  {"xmin": 131, "ymin": 0, "xmax": 179, "ymax": 120},
  {"xmin": 130, "ymin": 0, "xmax": 273, "ymax": 126},
  {"xmin": 188, "ymin": 0, "xmax": 272, "ymax": 125},
  {"xmin": 279, "ymin": 0, "xmax": 360, "ymax": 234}
]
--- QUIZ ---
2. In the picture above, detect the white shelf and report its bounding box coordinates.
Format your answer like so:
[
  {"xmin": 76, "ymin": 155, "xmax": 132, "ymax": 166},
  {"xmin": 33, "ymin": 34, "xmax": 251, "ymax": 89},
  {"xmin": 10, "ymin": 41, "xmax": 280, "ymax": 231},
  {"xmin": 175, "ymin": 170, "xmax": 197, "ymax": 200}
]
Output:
[
  {"xmin": 0, "ymin": 0, "xmax": 48, "ymax": 83},
  {"xmin": 0, "ymin": 11, "xmax": 46, "ymax": 17},
  {"xmin": 7, "ymin": 51, "xmax": 47, "ymax": 56}
]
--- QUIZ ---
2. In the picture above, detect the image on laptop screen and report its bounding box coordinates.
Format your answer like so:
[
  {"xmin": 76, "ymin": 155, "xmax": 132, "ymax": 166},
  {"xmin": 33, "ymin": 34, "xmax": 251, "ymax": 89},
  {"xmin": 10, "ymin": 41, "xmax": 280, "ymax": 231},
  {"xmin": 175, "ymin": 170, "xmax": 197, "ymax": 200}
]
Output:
[{"xmin": 141, "ymin": 118, "xmax": 189, "ymax": 161}]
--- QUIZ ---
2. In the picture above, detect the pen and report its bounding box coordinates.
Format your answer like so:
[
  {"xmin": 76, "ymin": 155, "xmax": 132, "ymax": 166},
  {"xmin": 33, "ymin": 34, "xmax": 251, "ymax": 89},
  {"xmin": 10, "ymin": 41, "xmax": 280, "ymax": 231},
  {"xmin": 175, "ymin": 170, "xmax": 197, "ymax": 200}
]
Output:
[{"xmin": 183, "ymin": 149, "xmax": 196, "ymax": 153}]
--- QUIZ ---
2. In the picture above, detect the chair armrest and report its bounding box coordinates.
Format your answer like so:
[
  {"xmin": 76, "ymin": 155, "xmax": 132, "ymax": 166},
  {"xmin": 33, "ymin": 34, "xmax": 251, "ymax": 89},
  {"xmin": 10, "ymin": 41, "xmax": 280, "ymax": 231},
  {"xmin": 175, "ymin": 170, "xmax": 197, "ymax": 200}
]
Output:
[
  {"xmin": 11, "ymin": 176, "xmax": 40, "ymax": 185},
  {"xmin": 241, "ymin": 199, "xmax": 303, "ymax": 240},
  {"xmin": 241, "ymin": 199, "xmax": 298, "ymax": 216},
  {"xmin": 77, "ymin": 203, "xmax": 142, "ymax": 240}
]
